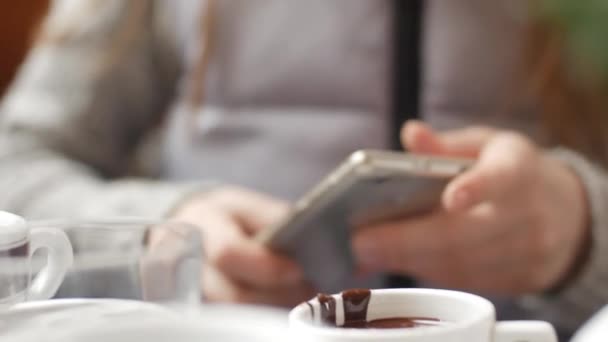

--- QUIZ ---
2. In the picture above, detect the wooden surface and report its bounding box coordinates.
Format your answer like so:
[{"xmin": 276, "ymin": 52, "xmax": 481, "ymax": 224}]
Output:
[{"xmin": 0, "ymin": 1, "xmax": 49, "ymax": 96}]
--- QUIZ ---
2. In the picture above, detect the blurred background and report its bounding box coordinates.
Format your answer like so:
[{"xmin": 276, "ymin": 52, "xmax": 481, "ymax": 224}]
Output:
[{"xmin": 0, "ymin": 1, "xmax": 49, "ymax": 96}]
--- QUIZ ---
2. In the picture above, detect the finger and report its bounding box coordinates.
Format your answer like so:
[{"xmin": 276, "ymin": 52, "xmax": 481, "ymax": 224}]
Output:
[
  {"xmin": 211, "ymin": 186, "xmax": 290, "ymax": 234},
  {"xmin": 401, "ymin": 121, "xmax": 496, "ymax": 158},
  {"xmin": 352, "ymin": 211, "xmax": 453, "ymax": 273},
  {"xmin": 412, "ymin": 260, "xmax": 536, "ymax": 294},
  {"xmin": 203, "ymin": 264, "xmax": 315, "ymax": 307},
  {"xmin": 401, "ymin": 120, "xmax": 444, "ymax": 154},
  {"xmin": 232, "ymin": 283, "xmax": 315, "ymax": 307},
  {"xmin": 352, "ymin": 204, "xmax": 509, "ymax": 274},
  {"xmin": 408, "ymin": 220, "xmax": 523, "ymax": 275},
  {"xmin": 406, "ymin": 226, "xmax": 543, "ymax": 294},
  {"xmin": 214, "ymin": 238, "xmax": 305, "ymax": 289},
  {"xmin": 442, "ymin": 133, "xmax": 537, "ymax": 212},
  {"xmin": 202, "ymin": 209, "xmax": 304, "ymax": 288}
]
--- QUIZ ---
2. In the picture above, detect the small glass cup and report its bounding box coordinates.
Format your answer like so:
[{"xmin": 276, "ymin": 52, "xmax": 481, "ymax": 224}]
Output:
[{"xmin": 28, "ymin": 219, "xmax": 203, "ymax": 308}]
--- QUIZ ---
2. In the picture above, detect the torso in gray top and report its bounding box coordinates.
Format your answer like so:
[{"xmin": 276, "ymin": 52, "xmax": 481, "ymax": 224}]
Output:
[{"xmin": 160, "ymin": 0, "xmax": 540, "ymax": 200}]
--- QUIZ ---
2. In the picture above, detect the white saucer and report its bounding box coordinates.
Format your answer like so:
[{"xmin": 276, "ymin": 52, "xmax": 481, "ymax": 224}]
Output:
[{"xmin": 1, "ymin": 299, "xmax": 288, "ymax": 342}]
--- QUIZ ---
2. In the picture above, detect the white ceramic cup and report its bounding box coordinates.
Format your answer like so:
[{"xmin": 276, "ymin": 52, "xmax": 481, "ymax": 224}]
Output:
[
  {"xmin": 0, "ymin": 211, "xmax": 73, "ymax": 305},
  {"xmin": 289, "ymin": 289, "xmax": 558, "ymax": 342},
  {"xmin": 571, "ymin": 305, "xmax": 608, "ymax": 342}
]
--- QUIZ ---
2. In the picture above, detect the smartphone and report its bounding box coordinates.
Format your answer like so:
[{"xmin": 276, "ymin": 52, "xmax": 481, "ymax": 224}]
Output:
[{"xmin": 256, "ymin": 150, "xmax": 474, "ymax": 291}]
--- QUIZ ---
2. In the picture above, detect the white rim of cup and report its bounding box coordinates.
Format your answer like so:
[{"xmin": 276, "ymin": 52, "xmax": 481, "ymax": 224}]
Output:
[
  {"xmin": 27, "ymin": 217, "xmax": 173, "ymax": 228},
  {"xmin": 289, "ymin": 288, "xmax": 495, "ymax": 339},
  {"xmin": 26, "ymin": 217, "xmax": 201, "ymax": 237}
]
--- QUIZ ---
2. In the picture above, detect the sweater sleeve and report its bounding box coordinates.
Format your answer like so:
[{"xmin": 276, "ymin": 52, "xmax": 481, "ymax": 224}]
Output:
[
  {"xmin": 0, "ymin": 0, "xmax": 205, "ymax": 219},
  {"xmin": 518, "ymin": 148, "xmax": 608, "ymax": 336}
]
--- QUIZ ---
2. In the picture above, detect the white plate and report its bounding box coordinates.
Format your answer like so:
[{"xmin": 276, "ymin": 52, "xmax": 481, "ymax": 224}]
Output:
[{"xmin": 0, "ymin": 299, "xmax": 289, "ymax": 342}]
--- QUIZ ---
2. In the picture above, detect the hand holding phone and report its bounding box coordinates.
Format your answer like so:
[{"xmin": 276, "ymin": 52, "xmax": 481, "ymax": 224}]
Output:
[{"xmin": 257, "ymin": 150, "xmax": 473, "ymax": 291}]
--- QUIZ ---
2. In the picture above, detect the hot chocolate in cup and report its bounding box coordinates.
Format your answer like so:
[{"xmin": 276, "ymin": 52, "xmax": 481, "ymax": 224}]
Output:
[{"xmin": 289, "ymin": 288, "xmax": 558, "ymax": 342}]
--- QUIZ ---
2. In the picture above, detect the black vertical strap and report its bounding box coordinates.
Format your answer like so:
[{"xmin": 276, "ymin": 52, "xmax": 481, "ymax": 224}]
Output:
[
  {"xmin": 386, "ymin": 0, "xmax": 424, "ymax": 289},
  {"xmin": 390, "ymin": 0, "xmax": 423, "ymax": 150}
]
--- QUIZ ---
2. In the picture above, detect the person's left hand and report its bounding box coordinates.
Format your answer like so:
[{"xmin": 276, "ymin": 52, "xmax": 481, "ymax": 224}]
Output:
[{"xmin": 352, "ymin": 121, "xmax": 590, "ymax": 295}]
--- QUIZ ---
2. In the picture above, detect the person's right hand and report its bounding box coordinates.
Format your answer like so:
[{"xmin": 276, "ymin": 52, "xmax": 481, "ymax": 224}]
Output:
[{"xmin": 169, "ymin": 186, "xmax": 314, "ymax": 307}]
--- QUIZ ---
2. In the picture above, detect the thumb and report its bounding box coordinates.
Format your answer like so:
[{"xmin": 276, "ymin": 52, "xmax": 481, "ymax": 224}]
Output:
[
  {"xmin": 442, "ymin": 133, "xmax": 537, "ymax": 212},
  {"xmin": 401, "ymin": 120, "xmax": 496, "ymax": 158}
]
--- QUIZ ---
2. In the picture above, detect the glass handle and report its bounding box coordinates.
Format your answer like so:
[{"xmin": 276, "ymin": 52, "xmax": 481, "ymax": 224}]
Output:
[{"xmin": 27, "ymin": 227, "xmax": 73, "ymax": 301}]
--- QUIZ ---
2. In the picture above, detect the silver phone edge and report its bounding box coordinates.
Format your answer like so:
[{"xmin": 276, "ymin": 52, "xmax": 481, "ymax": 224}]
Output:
[{"xmin": 255, "ymin": 149, "xmax": 472, "ymax": 247}]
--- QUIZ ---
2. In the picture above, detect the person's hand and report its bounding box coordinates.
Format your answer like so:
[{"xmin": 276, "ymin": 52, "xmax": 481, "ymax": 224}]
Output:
[
  {"xmin": 170, "ymin": 186, "xmax": 314, "ymax": 307},
  {"xmin": 352, "ymin": 121, "xmax": 590, "ymax": 295}
]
